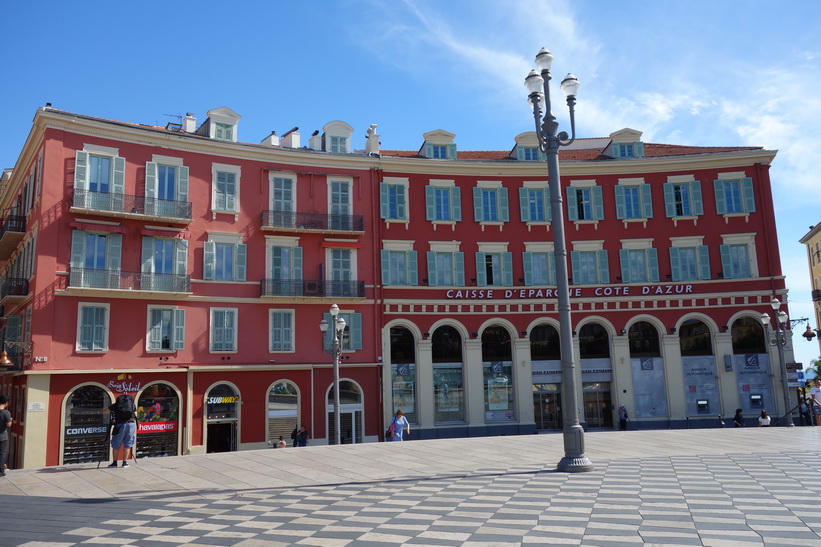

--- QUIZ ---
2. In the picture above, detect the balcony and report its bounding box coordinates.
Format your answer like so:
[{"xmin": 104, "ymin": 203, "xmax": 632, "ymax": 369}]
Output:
[
  {"xmin": 260, "ymin": 210, "xmax": 364, "ymax": 233},
  {"xmin": 0, "ymin": 214, "xmax": 25, "ymax": 260},
  {"xmin": 813, "ymin": 290, "xmax": 821, "ymax": 302},
  {"xmin": 0, "ymin": 277, "xmax": 29, "ymax": 306},
  {"xmin": 260, "ymin": 279, "xmax": 365, "ymax": 298},
  {"xmin": 69, "ymin": 268, "xmax": 191, "ymax": 293},
  {"xmin": 0, "ymin": 349, "xmax": 24, "ymax": 372},
  {"xmin": 71, "ymin": 190, "xmax": 192, "ymax": 223}
]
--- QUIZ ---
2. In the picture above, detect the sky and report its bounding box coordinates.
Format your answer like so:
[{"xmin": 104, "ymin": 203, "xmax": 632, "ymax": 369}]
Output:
[{"xmin": 2, "ymin": 0, "xmax": 821, "ymax": 368}]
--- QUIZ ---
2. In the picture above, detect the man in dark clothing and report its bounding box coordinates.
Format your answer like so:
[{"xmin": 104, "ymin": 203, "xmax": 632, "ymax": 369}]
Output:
[
  {"xmin": 0, "ymin": 394, "xmax": 12, "ymax": 477},
  {"xmin": 105, "ymin": 394, "xmax": 137, "ymax": 468}
]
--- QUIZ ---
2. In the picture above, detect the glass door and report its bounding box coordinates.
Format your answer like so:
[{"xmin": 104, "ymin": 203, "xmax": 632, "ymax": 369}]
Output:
[
  {"xmin": 583, "ymin": 382, "xmax": 612, "ymax": 428},
  {"xmin": 532, "ymin": 384, "xmax": 561, "ymax": 430}
]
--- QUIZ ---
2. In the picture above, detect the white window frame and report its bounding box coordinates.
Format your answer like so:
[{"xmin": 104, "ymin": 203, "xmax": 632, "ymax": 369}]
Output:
[
  {"xmin": 721, "ymin": 233, "xmax": 758, "ymax": 278},
  {"xmin": 204, "ymin": 232, "xmax": 245, "ymax": 282},
  {"xmin": 428, "ymin": 241, "xmax": 464, "ymax": 286},
  {"xmin": 269, "ymin": 171, "xmax": 297, "ymax": 213},
  {"xmin": 382, "ymin": 240, "xmax": 416, "ymax": 286},
  {"xmin": 474, "ymin": 180, "xmax": 508, "ymax": 230},
  {"xmin": 380, "ymin": 177, "xmax": 410, "ymax": 224},
  {"xmin": 76, "ymin": 302, "xmax": 110, "ymax": 353},
  {"xmin": 269, "ymin": 309, "xmax": 295, "ymax": 353},
  {"xmin": 570, "ymin": 240, "xmax": 607, "ymax": 285},
  {"xmin": 427, "ymin": 179, "xmax": 461, "ymax": 230},
  {"xmin": 520, "ymin": 180, "xmax": 551, "ymax": 228},
  {"xmin": 210, "ymin": 307, "xmax": 238, "ymax": 353},
  {"xmin": 211, "ymin": 163, "xmax": 241, "ymax": 219},
  {"xmin": 146, "ymin": 306, "xmax": 185, "ymax": 352},
  {"xmin": 714, "ymin": 171, "xmax": 755, "ymax": 221}
]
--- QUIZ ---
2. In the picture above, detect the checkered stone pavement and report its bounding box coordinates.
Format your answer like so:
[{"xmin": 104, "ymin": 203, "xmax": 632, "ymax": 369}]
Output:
[{"xmin": 4, "ymin": 450, "xmax": 821, "ymax": 546}]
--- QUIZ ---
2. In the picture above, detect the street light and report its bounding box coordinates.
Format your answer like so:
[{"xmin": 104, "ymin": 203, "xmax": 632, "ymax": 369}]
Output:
[
  {"xmin": 319, "ymin": 304, "xmax": 346, "ymax": 445},
  {"xmin": 760, "ymin": 298, "xmax": 795, "ymax": 427},
  {"xmin": 525, "ymin": 48, "xmax": 593, "ymax": 472}
]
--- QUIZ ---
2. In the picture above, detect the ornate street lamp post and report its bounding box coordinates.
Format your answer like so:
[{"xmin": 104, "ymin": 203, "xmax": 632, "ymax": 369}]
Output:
[
  {"xmin": 319, "ymin": 304, "xmax": 346, "ymax": 445},
  {"xmin": 760, "ymin": 298, "xmax": 795, "ymax": 427},
  {"xmin": 525, "ymin": 48, "xmax": 593, "ymax": 472}
]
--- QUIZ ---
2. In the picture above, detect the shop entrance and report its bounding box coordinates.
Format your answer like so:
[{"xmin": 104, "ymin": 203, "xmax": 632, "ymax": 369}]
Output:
[
  {"xmin": 532, "ymin": 383, "xmax": 561, "ymax": 430},
  {"xmin": 583, "ymin": 382, "xmax": 612, "ymax": 428},
  {"xmin": 207, "ymin": 422, "xmax": 236, "ymax": 453},
  {"xmin": 63, "ymin": 385, "xmax": 112, "ymax": 465},
  {"xmin": 327, "ymin": 408, "xmax": 362, "ymax": 444},
  {"xmin": 205, "ymin": 383, "xmax": 240, "ymax": 453}
]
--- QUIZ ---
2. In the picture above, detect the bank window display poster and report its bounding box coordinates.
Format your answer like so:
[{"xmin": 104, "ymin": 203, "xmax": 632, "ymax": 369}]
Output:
[
  {"xmin": 391, "ymin": 363, "xmax": 416, "ymax": 422},
  {"xmin": 681, "ymin": 356, "xmax": 719, "ymax": 416},
  {"xmin": 735, "ymin": 353, "xmax": 774, "ymax": 413},
  {"xmin": 433, "ymin": 364, "xmax": 465, "ymax": 422},
  {"xmin": 484, "ymin": 361, "xmax": 515, "ymax": 421}
]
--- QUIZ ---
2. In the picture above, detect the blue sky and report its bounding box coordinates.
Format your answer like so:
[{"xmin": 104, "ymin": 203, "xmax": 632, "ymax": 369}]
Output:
[{"xmin": 3, "ymin": 0, "xmax": 821, "ymax": 367}]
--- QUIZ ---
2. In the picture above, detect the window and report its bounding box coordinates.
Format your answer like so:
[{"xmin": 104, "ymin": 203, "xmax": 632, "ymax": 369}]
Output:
[
  {"xmin": 329, "ymin": 179, "xmax": 352, "ymax": 230},
  {"xmin": 263, "ymin": 237, "xmax": 303, "ymax": 296},
  {"xmin": 425, "ymin": 184, "xmax": 462, "ymax": 222},
  {"xmin": 214, "ymin": 123, "xmax": 233, "ymax": 141},
  {"xmin": 425, "ymin": 143, "xmax": 456, "ymax": 159},
  {"xmin": 73, "ymin": 149, "xmax": 125, "ymax": 211},
  {"xmin": 328, "ymin": 247, "xmax": 357, "ymax": 297},
  {"xmin": 720, "ymin": 244, "xmax": 751, "ymax": 279},
  {"xmin": 212, "ymin": 164, "xmax": 240, "ymax": 214},
  {"xmin": 473, "ymin": 185, "xmax": 509, "ymax": 223},
  {"xmin": 670, "ymin": 246, "xmax": 710, "ymax": 281},
  {"xmin": 380, "ymin": 180, "xmax": 408, "ymax": 221},
  {"xmin": 517, "ymin": 146, "xmax": 544, "ymax": 161},
  {"xmin": 204, "ymin": 236, "xmax": 246, "ymax": 282},
  {"xmin": 70, "ymin": 230, "xmax": 122, "ymax": 289},
  {"xmin": 210, "ymin": 308, "xmax": 237, "ymax": 352},
  {"xmin": 141, "ymin": 236, "xmax": 188, "ymax": 291},
  {"xmin": 663, "ymin": 180, "xmax": 704, "ymax": 218},
  {"xmin": 272, "ymin": 176, "xmax": 294, "ymax": 212},
  {"xmin": 475, "ymin": 251, "xmax": 513, "ymax": 286},
  {"xmin": 426, "ymin": 250, "xmax": 465, "ymax": 286},
  {"xmin": 570, "ymin": 250, "xmax": 610, "ymax": 284},
  {"xmin": 615, "ymin": 184, "xmax": 653, "ymax": 220},
  {"xmin": 147, "ymin": 307, "xmax": 185, "ymax": 351},
  {"xmin": 612, "ymin": 142, "xmax": 644, "ymax": 158},
  {"xmin": 567, "ymin": 185, "xmax": 604, "ymax": 221},
  {"xmin": 714, "ymin": 177, "xmax": 755, "ymax": 214},
  {"xmin": 381, "ymin": 248, "xmax": 418, "ymax": 286},
  {"xmin": 270, "ymin": 310, "xmax": 294, "ymax": 351},
  {"xmin": 146, "ymin": 160, "xmax": 189, "ymax": 204},
  {"xmin": 322, "ymin": 311, "xmax": 362, "ymax": 350},
  {"xmin": 519, "ymin": 187, "xmax": 551, "ymax": 222},
  {"xmin": 330, "ymin": 136, "xmax": 347, "ymax": 154},
  {"xmin": 619, "ymin": 248, "xmax": 659, "ymax": 283},
  {"xmin": 78, "ymin": 304, "xmax": 109, "ymax": 352},
  {"xmin": 523, "ymin": 251, "xmax": 555, "ymax": 286}
]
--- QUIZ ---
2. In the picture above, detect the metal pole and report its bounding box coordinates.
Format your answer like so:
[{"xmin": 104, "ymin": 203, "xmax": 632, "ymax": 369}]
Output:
[
  {"xmin": 775, "ymin": 326, "xmax": 794, "ymax": 427},
  {"xmin": 333, "ymin": 325, "xmax": 342, "ymax": 445}
]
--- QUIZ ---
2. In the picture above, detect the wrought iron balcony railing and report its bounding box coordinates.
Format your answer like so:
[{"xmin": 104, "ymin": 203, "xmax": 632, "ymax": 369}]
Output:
[
  {"xmin": 260, "ymin": 279, "xmax": 365, "ymax": 298},
  {"xmin": 69, "ymin": 268, "xmax": 191, "ymax": 293},
  {"xmin": 1, "ymin": 214, "xmax": 25, "ymax": 234},
  {"xmin": 72, "ymin": 190, "xmax": 192, "ymax": 220},
  {"xmin": 0, "ymin": 277, "xmax": 29, "ymax": 299},
  {"xmin": 260, "ymin": 210, "xmax": 364, "ymax": 232}
]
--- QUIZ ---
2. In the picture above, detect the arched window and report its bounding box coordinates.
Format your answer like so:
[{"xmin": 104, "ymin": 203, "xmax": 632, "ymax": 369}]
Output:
[
  {"xmin": 628, "ymin": 321, "xmax": 661, "ymax": 357},
  {"xmin": 268, "ymin": 381, "xmax": 299, "ymax": 445},
  {"xmin": 481, "ymin": 326, "xmax": 512, "ymax": 361},
  {"xmin": 136, "ymin": 382, "xmax": 180, "ymax": 458},
  {"xmin": 431, "ymin": 325, "xmax": 465, "ymax": 423},
  {"xmin": 390, "ymin": 327, "xmax": 415, "ymax": 363},
  {"xmin": 63, "ymin": 384, "xmax": 112, "ymax": 465},
  {"xmin": 432, "ymin": 325, "xmax": 462, "ymax": 363},
  {"xmin": 327, "ymin": 380, "xmax": 362, "ymax": 444},
  {"xmin": 579, "ymin": 323, "xmax": 610, "ymax": 358},
  {"xmin": 731, "ymin": 317, "xmax": 766, "ymax": 354},
  {"xmin": 530, "ymin": 324, "xmax": 560, "ymax": 360},
  {"xmin": 390, "ymin": 327, "xmax": 417, "ymax": 423},
  {"xmin": 679, "ymin": 319, "xmax": 713, "ymax": 356}
]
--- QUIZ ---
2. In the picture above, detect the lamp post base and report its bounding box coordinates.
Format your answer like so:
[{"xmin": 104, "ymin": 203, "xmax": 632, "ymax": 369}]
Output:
[
  {"xmin": 556, "ymin": 424, "xmax": 594, "ymax": 473},
  {"xmin": 557, "ymin": 455, "xmax": 595, "ymax": 473}
]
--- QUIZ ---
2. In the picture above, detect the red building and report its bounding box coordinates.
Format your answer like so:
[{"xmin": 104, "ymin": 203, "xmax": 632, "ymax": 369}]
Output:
[{"xmin": 0, "ymin": 107, "xmax": 796, "ymax": 469}]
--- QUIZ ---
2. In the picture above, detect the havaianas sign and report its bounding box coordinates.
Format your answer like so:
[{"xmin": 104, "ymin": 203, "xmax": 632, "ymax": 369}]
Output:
[{"xmin": 445, "ymin": 284, "xmax": 694, "ymax": 300}]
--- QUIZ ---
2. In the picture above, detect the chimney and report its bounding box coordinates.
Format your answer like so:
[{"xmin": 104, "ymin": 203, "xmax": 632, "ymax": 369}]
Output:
[
  {"xmin": 308, "ymin": 130, "xmax": 322, "ymax": 151},
  {"xmin": 281, "ymin": 127, "xmax": 300, "ymax": 148},
  {"xmin": 183, "ymin": 112, "xmax": 197, "ymax": 133},
  {"xmin": 260, "ymin": 131, "xmax": 279, "ymax": 146}
]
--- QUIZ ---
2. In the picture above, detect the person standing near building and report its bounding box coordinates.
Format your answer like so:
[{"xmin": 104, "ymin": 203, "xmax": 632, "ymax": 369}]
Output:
[
  {"xmin": 733, "ymin": 409, "xmax": 745, "ymax": 427},
  {"xmin": 0, "ymin": 394, "xmax": 12, "ymax": 477},
  {"xmin": 296, "ymin": 425, "xmax": 310, "ymax": 447},
  {"xmin": 758, "ymin": 410, "xmax": 771, "ymax": 427},
  {"xmin": 391, "ymin": 409, "xmax": 410, "ymax": 441},
  {"xmin": 810, "ymin": 379, "xmax": 821, "ymax": 426},
  {"xmin": 617, "ymin": 405, "xmax": 628, "ymax": 431},
  {"xmin": 105, "ymin": 394, "xmax": 137, "ymax": 468}
]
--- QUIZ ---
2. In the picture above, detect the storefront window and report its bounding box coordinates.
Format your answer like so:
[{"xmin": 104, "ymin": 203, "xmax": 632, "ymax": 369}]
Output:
[
  {"xmin": 136, "ymin": 383, "xmax": 179, "ymax": 458},
  {"xmin": 207, "ymin": 383, "xmax": 239, "ymax": 420},
  {"xmin": 484, "ymin": 361, "xmax": 515, "ymax": 421},
  {"xmin": 390, "ymin": 327, "xmax": 416, "ymax": 423},
  {"xmin": 731, "ymin": 316, "xmax": 766, "ymax": 354},
  {"xmin": 433, "ymin": 364, "xmax": 464, "ymax": 422},
  {"xmin": 327, "ymin": 380, "xmax": 363, "ymax": 445},
  {"xmin": 268, "ymin": 381, "xmax": 298, "ymax": 443},
  {"xmin": 530, "ymin": 324, "xmax": 560, "ymax": 360},
  {"xmin": 63, "ymin": 384, "xmax": 111, "ymax": 465},
  {"xmin": 628, "ymin": 321, "xmax": 661, "ymax": 357},
  {"xmin": 579, "ymin": 323, "xmax": 610, "ymax": 358},
  {"xmin": 680, "ymin": 319, "xmax": 713, "ymax": 356}
]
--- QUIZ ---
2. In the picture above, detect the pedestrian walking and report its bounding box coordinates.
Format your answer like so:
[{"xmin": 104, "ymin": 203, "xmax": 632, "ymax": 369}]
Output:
[
  {"xmin": 618, "ymin": 405, "xmax": 628, "ymax": 431},
  {"xmin": 733, "ymin": 408, "xmax": 744, "ymax": 427},
  {"xmin": 0, "ymin": 394, "xmax": 12, "ymax": 477},
  {"xmin": 296, "ymin": 425, "xmax": 310, "ymax": 447},
  {"xmin": 389, "ymin": 409, "xmax": 410, "ymax": 441},
  {"xmin": 758, "ymin": 409, "xmax": 771, "ymax": 427}
]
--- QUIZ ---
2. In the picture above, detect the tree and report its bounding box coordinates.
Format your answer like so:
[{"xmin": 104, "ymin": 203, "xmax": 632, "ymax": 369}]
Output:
[{"xmin": 805, "ymin": 358, "xmax": 821, "ymax": 386}]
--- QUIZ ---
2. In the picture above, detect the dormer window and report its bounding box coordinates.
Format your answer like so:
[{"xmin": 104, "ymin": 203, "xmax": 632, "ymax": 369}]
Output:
[
  {"xmin": 214, "ymin": 123, "xmax": 234, "ymax": 141},
  {"xmin": 422, "ymin": 129, "xmax": 457, "ymax": 159},
  {"xmin": 330, "ymin": 136, "xmax": 347, "ymax": 154},
  {"xmin": 322, "ymin": 121, "xmax": 354, "ymax": 154},
  {"xmin": 612, "ymin": 142, "xmax": 644, "ymax": 159},
  {"xmin": 201, "ymin": 107, "xmax": 241, "ymax": 143},
  {"xmin": 430, "ymin": 145, "xmax": 448, "ymax": 159},
  {"xmin": 512, "ymin": 132, "xmax": 545, "ymax": 161}
]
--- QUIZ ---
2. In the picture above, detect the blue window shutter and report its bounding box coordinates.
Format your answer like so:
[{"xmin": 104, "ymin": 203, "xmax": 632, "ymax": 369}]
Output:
[
  {"xmin": 516, "ymin": 146, "xmax": 526, "ymax": 161},
  {"xmin": 408, "ymin": 250, "xmax": 418, "ymax": 286},
  {"xmin": 426, "ymin": 252, "xmax": 437, "ymax": 286},
  {"xmin": 614, "ymin": 185, "xmax": 626, "ymax": 219},
  {"xmin": 519, "ymin": 188, "xmax": 530, "ymax": 221},
  {"xmin": 475, "ymin": 252, "xmax": 487, "ymax": 286},
  {"xmin": 74, "ymin": 150, "xmax": 88, "ymax": 190},
  {"xmin": 619, "ymin": 249, "xmax": 631, "ymax": 282},
  {"xmin": 566, "ymin": 187, "xmax": 578, "ymax": 221},
  {"xmin": 592, "ymin": 186, "xmax": 604, "ymax": 220},
  {"xmin": 70, "ymin": 230, "xmax": 85, "ymax": 268},
  {"xmin": 691, "ymin": 180, "xmax": 704, "ymax": 215},
  {"xmin": 500, "ymin": 188, "xmax": 509, "ymax": 221},
  {"xmin": 523, "ymin": 252, "xmax": 533, "ymax": 285},
  {"xmin": 548, "ymin": 251, "xmax": 556, "ymax": 285},
  {"xmin": 107, "ymin": 234, "xmax": 122, "ymax": 274},
  {"xmin": 713, "ymin": 179, "xmax": 727, "ymax": 214},
  {"xmin": 293, "ymin": 247, "xmax": 303, "ymax": 280},
  {"xmin": 641, "ymin": 184, "xmax": 653, "ymax": 218},
  {"xmin": 79, "ymin": 307, "xmax": 93, "ymax": 349},
  {"xmin": 174, "ymin": 309, "xmax": 186, "ymax": 350},
  {"xmin": 544, "ymin": 189, "xmax": 552, "ymax": 221},
  {"xmin": 93, "ymin": 307, "xmax": 107, "ymax": 350},
  {"xmin": 452, "ymin": 187, "xmax": 462, "ymax": 221},
  {"xmin": 598, "ymin": 250, "xmax": 610, "ymax": 283},
  {"xmin": 635, "ymin": 142, "xmax": 645, "ymax": 157},
  {"xmin": 503, "ymin": 252, "xmax": 513, "ymax": 286},
  {"xmin": 425, "ymin": 143, "xmax": 433, "ymax": 158},
  {"xmin": 742, "ymin": 177, "xmax": 755, "ymax": 212},
  {"xmin": 141, "ymin": 237, "xmax": 154, "ymax": 274},
  {"xmin": 149, "ymin": 309, "xmax": 162, "ymax": 350},
  {"xmin": 719, "ymin": 244, "xmax": 732, "ymax": 278},
  {"xmin": 283, "ymin": 312, "xmax": 293, "ymax": 350},
  {"xmin": 351, "ymin": 313, "xmax": 363, "ymax": 350},
  {"xmin": 227, "ymin": 173, "xmax": 237, "ymax": 211},
  {"xmin": 236, "ymin": 244, "xmax": 247, "ymax": 281},
  {"xmin": 648, "ymin": 248, "xmax": 659, "ymax": 282},
  {"xmin": 175, "ymin": 239, "xmax": 188, "ymax": 277},
  {"xmin": 396, "ymin": 186, "xmax": 406, "ymax": 219},
  {"xmin": 663, "ymin": 183, "xmax": 676, "ymax": 217},
  {"xmin": 670, "ymin": 247, "xmax": 681, "ymax": 281},
  {"xmin": 178, "ymin": 166, "xmax": 189, "ymax": 202},
  {"xmin": 473, "ymin": 187, "xmax": 483, "ymax": 221},
  {"xmin": 425, "ymin": 186, "xmax": 435, "ymax": 220},
  {"xmin": 323, "ymin": 312, "xmax": 333, "ymax": 350},
  {"xmin": 381, "ymin": 250, "xmax": 391, "ymax": 284},
  {"xmin": 538, "ymin": 149, "xmax": 546, "ymax": 161},
  {"xmin": 612, "ymin": 143, "xmax": 621, "ymax": 158},
  {"xmin": 226, "ymin": 310, "xmax": 236, "ymax": 350},
  {"xmin": 455, "ymin": 252, "xmax": 465, "ymax": 285},
  {"xmin": 379, "ymin": 183, "xmax": 389, "ymax": 219},
  {"xmin": 112, "ymin": 156, "xmax": 125, "ymax": 194},
  {"xmin": 203, "ymin": 241, "xmax": 215, "ymax": 280},
  {"xmin": 145, "ymin": 162, "xmax": 158, "ymax": 199},
  {"xmin": 570, "ymin": 251, "xmax": 581, "ymax": 282},
  {"xmin": 447, "ymin": 144, "xmax": 457, "ymax": 160},
  {"xmin": 698, "ymin": 245, "xmax": 710, "ymax": 280}
]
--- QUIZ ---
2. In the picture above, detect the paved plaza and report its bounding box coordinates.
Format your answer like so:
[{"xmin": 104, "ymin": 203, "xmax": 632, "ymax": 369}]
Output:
[{"xmin": 1, "ymin": 427, "xmax": 820, "ymax": 546}]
